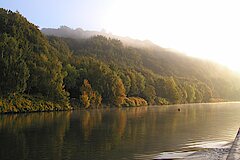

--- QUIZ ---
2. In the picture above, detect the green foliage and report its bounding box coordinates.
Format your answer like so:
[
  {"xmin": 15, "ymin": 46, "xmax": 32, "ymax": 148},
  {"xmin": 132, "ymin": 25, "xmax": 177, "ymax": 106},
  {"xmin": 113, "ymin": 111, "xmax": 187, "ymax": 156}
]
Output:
[
  {"xmin": 123, "ymin": 97, "xmax": 148, "ymax": 107},
  {"xmin": 155, "ymin": 97, "xmax": 169, "ymax": 105},
  {"xmin": 47, "ymin": 36, "xmax": 72, "ymax": 64},
  {"xmin": 2, "ymin": 8, "xmax": 240, "ymax": 113},
  {"xmin": 64, "ymin": 64, "xmax": 79, "ymax": 95},
  {"xmin": 0, "ymin": 8, "xmax": 69, "ymax": 112},
  {"xmin": 104, "ymin": 73, "xmax": 126, "ymax": 107},
  {"xmin": 127, "ymin": 69, "xmax": 145, "ymax": 96},
  {"xmin": 0, "ymin": 33, "xmax": 30, "ymax": 95},
  {"xmin": 67, "ymin": 57, "xmax": 126, "ymax": 107},
  {"xmin": 185, "ymin": 83, "xmax": 196, "ymax": 103},
  {"xmin": 0, "ymin": 94, "xmax": 70, "ymax": 113},
  {"xmin": 48, "ymin": 31, "xmax": 238, "ymax": 106},
  {"xmin": 142, "ymin": 84, "xmax": 156, "ymax": 105},
  {"xmin": 154, "ymin": 77, "xmax": 181, "ymax": 104}
]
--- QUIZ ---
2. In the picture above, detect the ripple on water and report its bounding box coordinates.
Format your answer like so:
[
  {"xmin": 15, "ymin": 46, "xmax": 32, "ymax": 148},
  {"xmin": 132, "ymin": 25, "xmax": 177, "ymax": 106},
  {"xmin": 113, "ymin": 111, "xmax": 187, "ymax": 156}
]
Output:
[{"xmin": 153, "ymin": 141, "xmax": 232, "ymax": 160}]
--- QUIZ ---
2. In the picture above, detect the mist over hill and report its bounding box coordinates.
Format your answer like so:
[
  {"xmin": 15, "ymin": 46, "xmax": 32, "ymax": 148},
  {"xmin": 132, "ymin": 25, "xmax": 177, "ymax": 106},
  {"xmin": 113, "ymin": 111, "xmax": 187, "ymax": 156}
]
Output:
[
  {"xmin": 42, "ymin": 26, "xmax": 163, "ymax": 49},
  {"xmin": 42, "ymin": 26, "xmax": 240, "ymax": 101},
  {"xmin": 1, "ymin": 8, "xmax": 240, "ymax": 113}
]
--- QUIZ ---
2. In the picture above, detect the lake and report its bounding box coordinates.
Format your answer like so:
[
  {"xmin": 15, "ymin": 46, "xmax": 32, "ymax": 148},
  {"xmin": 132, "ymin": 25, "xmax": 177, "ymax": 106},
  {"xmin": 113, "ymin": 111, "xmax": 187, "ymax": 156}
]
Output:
[{"xmin": 0, "ymin": 103, "xmax": 240, "ymax": 160}]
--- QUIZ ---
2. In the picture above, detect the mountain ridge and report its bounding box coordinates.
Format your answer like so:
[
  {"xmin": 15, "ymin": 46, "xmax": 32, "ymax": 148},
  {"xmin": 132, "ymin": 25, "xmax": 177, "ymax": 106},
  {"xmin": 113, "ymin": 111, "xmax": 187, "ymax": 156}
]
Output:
[
  {"xmin": 41, "ymin": 26, "xmax": 166, "ymax": 50},
  {"xmin": 41, "ymin": 26, "xmax": 234, "ymax": 74},
  {"xmin": 1, "ymin": 8, "xmax": 240, "ymax": 113},
  {"xmin": 42, "ymin": 26, "xmax": 240, "ymax": 101}
]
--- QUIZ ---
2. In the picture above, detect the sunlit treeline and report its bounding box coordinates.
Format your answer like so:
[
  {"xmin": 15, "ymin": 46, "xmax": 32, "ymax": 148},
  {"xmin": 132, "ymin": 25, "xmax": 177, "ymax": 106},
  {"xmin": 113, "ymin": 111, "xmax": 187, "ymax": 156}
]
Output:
[{"xmin": 1, "ymin": 8, "xmax": 240, "ymax": 113}]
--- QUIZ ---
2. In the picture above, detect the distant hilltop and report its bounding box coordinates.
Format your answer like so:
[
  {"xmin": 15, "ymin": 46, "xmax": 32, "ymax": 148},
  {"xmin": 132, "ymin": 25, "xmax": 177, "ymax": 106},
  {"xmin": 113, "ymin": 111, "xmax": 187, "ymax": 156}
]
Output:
[{"xmin": 41, "ymin": 26, "xmax": 162, "ymax": 50}]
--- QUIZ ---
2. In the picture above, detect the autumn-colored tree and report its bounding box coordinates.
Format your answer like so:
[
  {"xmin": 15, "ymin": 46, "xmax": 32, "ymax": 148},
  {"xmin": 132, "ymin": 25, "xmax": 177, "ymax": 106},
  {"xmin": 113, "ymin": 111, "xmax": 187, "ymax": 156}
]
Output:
[
  {"xmin": 81, "ymin": 91, "xmax": 90, "ymax": 109},
  {"xmin": 80, "ymin": 79, "xmax": 102, "ymax": 108}
]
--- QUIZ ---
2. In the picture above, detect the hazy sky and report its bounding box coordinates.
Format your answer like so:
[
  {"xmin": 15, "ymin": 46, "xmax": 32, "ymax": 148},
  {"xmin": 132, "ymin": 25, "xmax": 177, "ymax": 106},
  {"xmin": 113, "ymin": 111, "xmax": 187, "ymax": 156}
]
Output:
[{"xmin": 1, "ymin": 0, "xmax": 240, "ymax": 71}]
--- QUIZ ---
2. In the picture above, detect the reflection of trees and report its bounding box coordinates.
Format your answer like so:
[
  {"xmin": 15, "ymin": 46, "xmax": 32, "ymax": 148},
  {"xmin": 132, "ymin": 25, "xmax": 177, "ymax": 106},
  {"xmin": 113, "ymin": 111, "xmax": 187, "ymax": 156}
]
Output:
[
  {"xmin": 0, "ymin": 112, "xmax": 70, "ymax": 132},
  {"xmin": 80, "ymin": 110, "xmax": 103, "ymax": 140},
  {"xmin": 74, "ymin": 104, "xmax": 240, "ymax": 159},
  {"xmin": 0, "ymin": 112, "xmax": 71, "ymax": 160},
  {"xmin": 116, "ymin": 109, "xmax": 127, "ymax": 137},
  {"xmin": 1, "ymin": 104, "xmax": 239, "ymax": 160},
  {"xmin": 59, "ymin": 107, "xmax": 150, "ymax": 159}
]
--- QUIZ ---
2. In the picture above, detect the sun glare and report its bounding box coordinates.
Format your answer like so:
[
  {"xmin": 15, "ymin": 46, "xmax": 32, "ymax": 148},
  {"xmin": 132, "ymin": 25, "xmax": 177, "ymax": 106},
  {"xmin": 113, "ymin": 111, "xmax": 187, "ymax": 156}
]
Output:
[{"xmin": 104, "ymin": 0, "xmax": 240, "ymax": 72}]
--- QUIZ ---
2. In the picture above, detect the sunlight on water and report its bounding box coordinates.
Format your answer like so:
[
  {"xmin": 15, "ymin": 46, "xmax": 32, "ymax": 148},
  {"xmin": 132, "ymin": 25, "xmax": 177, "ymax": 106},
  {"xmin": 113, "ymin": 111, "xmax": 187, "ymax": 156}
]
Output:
[{"xmin": 0, "ymin": 103, "xmax": 240, "ymax": 160}]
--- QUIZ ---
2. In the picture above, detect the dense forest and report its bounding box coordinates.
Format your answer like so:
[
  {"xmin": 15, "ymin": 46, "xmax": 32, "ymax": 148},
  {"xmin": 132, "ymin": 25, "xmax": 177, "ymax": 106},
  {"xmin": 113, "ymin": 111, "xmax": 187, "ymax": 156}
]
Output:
[{"xmin": 1, "ymin": 8, "xmax": 240, "ymax": 113}]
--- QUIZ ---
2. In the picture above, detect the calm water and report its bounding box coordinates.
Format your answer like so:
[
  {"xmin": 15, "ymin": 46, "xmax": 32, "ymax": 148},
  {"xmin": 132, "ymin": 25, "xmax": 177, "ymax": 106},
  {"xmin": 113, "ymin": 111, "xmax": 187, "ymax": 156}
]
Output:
[{"xmin": 1, "ymin": 103, "xmax": 240, "ymax": 160}]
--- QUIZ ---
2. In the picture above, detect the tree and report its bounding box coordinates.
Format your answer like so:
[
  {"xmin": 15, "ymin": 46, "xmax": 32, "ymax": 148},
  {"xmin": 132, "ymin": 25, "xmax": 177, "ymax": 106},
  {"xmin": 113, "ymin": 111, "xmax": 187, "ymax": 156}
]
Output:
[
  {"xmin": 165, "ymin": 77, "xmax": 181, "ymax": 103},
  {"xmin": 103, "ymin": 73, "xmax": 126, "ymax": 107},
  {"xmin": 142, "ymin": 84, "xmax": 156, "ymax": 105},
  {"xmin": 127, "ymin": 69, "xmax": 145, "ymax": 96},
  {"xmin": 185, "ymin": 84, "xmax": 196, "ymax": 103},
  {"xmin": 80, "ymin": 79, "xmax": 102, "ymax": 108},
  {"xmin": 81, "ymin": 91, "xmax": 90, "ymax": 109},
  {"xmin": 198, "ymin": 83, "xmax": 212, "ymax": 102},
  {"xmin": 0, "ymin": 34, "xmax": 29, "ymax": 95},
  {"xmin": 64, "ymin": 64, "xmax": 79, "ymax": 97},
  {"xmin": 155, "ymin": 77, "xmax": 181, "ymax": 104}
]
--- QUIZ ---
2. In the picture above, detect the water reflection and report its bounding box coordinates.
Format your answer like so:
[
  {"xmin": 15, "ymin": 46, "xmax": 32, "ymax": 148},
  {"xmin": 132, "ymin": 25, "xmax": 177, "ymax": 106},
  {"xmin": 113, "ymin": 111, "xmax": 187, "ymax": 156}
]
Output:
[{"xmin": 0, "ymin": 103, "xmax": 240, "ymax": 160}]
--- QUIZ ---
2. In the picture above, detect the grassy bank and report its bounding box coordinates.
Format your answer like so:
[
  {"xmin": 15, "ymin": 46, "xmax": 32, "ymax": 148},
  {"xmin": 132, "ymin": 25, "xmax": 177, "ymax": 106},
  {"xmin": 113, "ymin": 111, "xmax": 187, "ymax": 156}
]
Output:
[{"xmin": 0, "ymin": 94, "xmax": 71, "ymax": 113}]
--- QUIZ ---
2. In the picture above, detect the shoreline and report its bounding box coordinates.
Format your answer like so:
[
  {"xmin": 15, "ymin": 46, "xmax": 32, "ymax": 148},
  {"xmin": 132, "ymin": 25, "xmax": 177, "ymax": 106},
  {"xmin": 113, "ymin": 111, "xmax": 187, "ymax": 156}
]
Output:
[{"xmin": 0, "ymin": 97, "xmax": 238, "ymax": 114}]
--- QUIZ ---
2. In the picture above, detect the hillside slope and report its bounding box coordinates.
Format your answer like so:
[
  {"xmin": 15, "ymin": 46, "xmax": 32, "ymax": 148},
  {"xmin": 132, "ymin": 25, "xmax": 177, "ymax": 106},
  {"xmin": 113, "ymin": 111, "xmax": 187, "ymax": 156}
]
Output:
[
  {"xmin": 0, "ymin": 8, "xmax": 240, "ymax": 113},
  {"xmin": 42, "ymin": 27, "xmax": 240, "ymax": 101}
]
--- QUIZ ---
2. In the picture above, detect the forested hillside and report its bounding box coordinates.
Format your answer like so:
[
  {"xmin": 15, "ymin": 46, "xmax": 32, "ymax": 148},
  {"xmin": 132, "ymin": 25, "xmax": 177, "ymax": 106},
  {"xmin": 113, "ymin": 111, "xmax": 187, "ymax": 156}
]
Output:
[
  {"xmin": 0, "ymin": 8, "xmax": 240, "ymax": 113},
  {"xmin": 43, "ymin": 26, "xmax": 240, "ymax": 102},
  {"xmin": 0, "ymin": 9, "xmax": 71, "ymax": 112}
]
